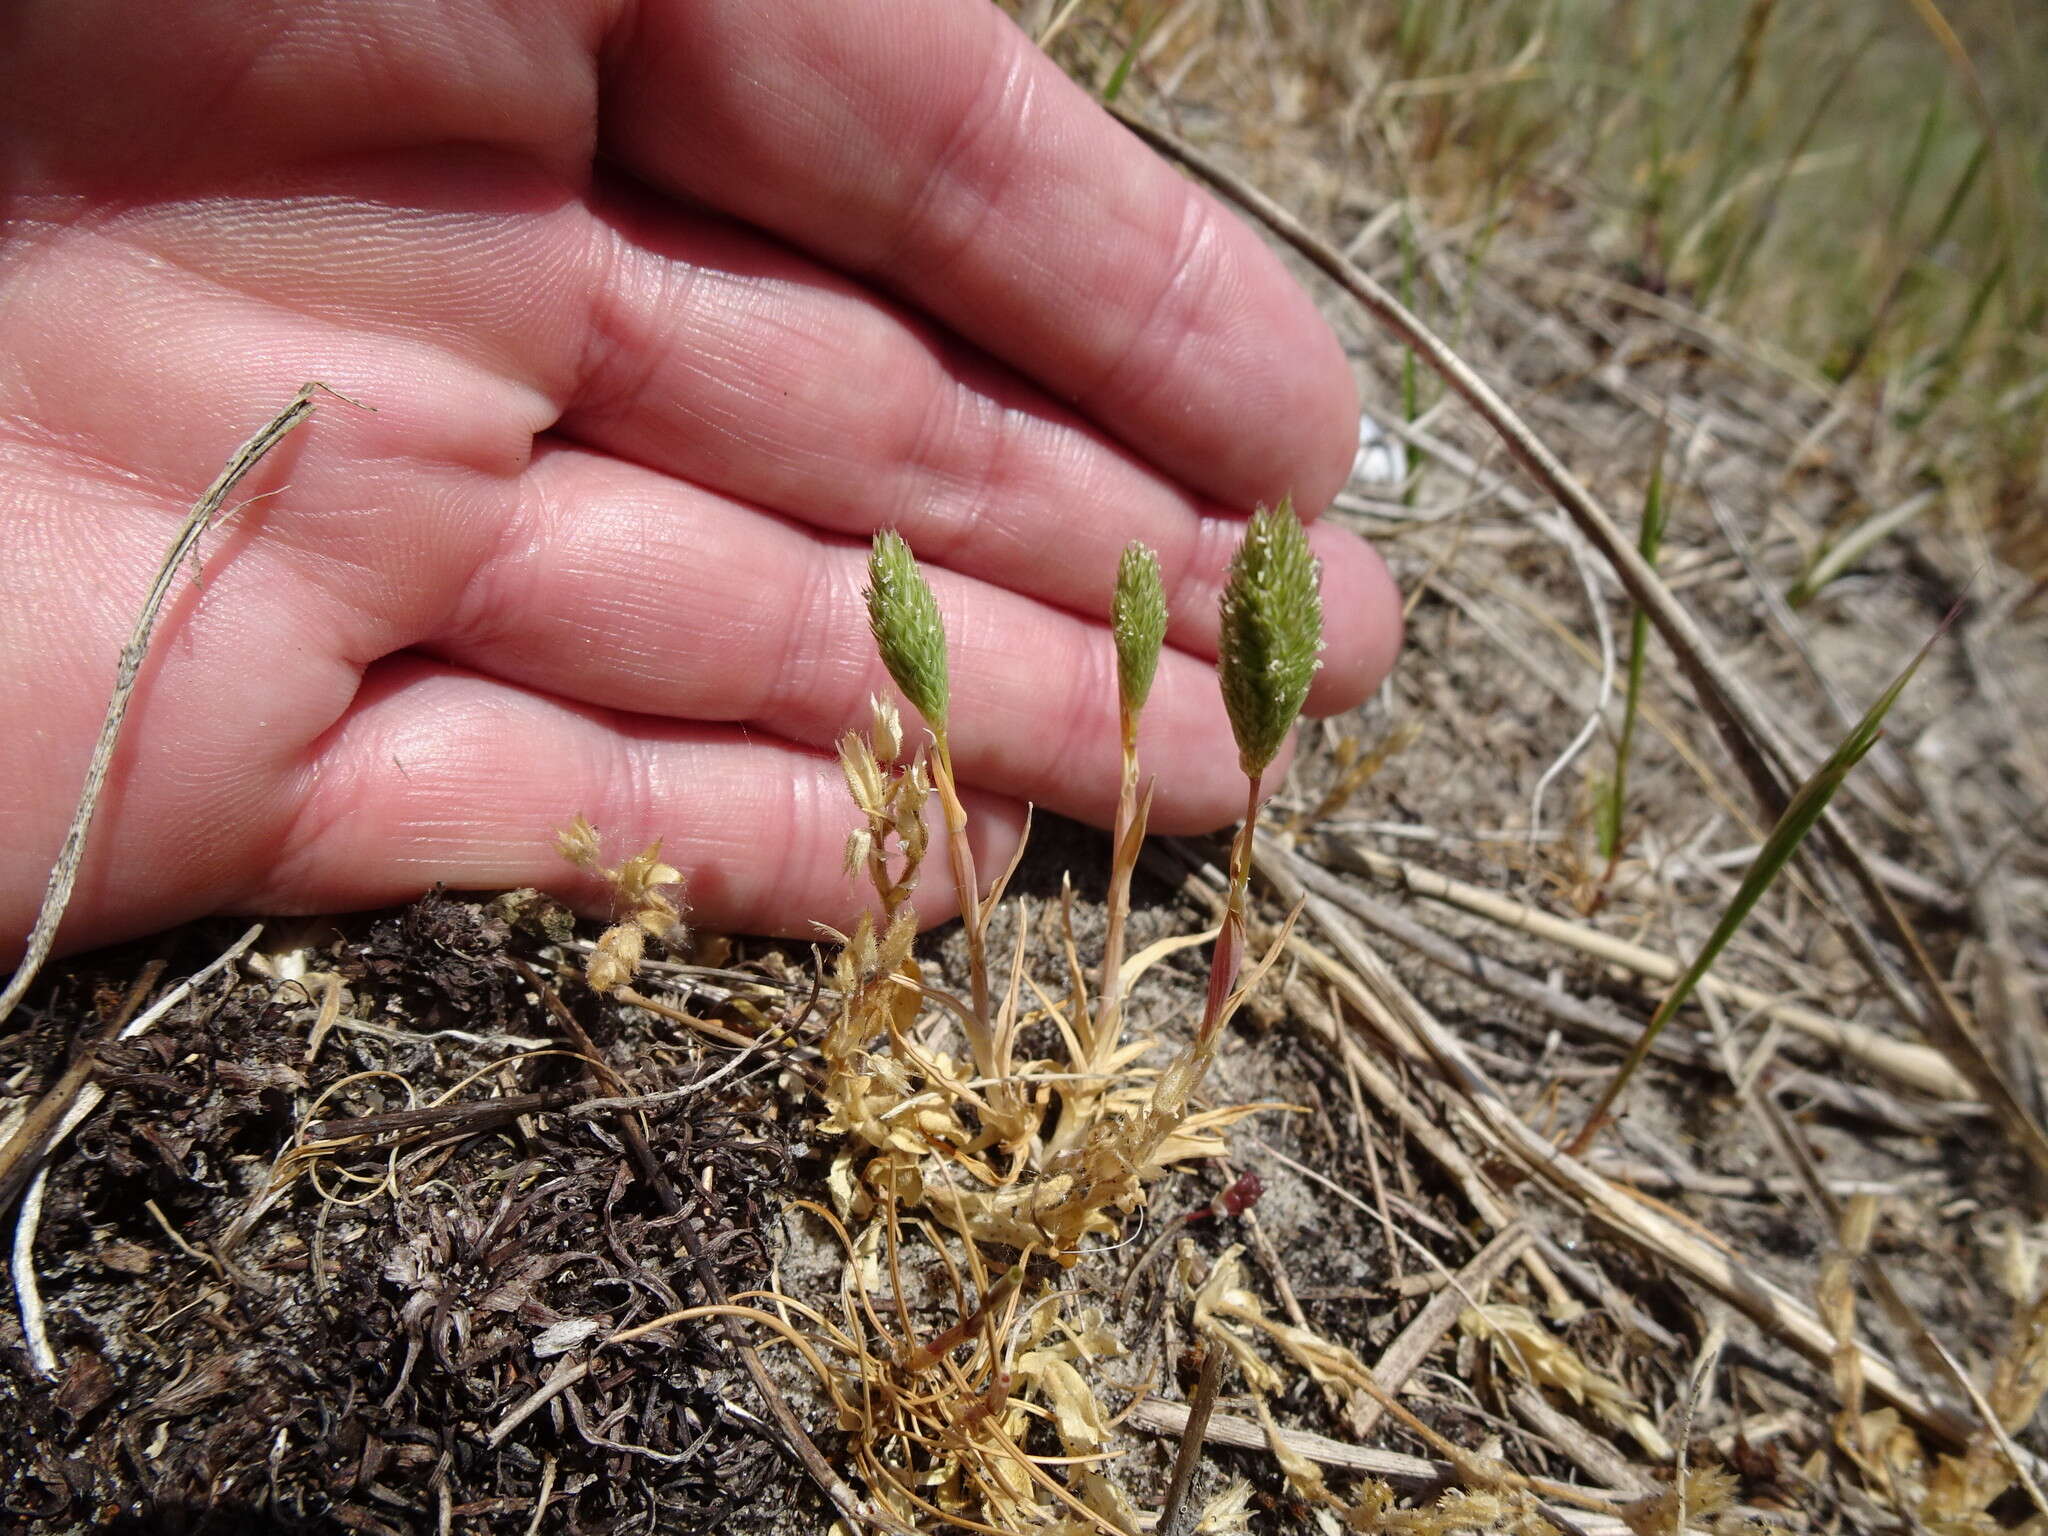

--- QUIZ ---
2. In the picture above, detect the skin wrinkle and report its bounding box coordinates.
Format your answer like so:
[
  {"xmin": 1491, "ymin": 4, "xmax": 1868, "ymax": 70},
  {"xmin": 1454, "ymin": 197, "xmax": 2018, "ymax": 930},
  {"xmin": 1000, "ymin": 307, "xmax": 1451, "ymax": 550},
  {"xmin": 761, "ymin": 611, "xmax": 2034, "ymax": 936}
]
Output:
[
  {"xmin": 753, "ymin": 531, "xmax": 860, "ymax": 735},
  {"xmin": 556, "ymin": 221, "xmax": 1270, "ymax": 652},
  {"xmin": 759, "ymin": 757, "xmax": 840, "ymax": 936},
  {"xmin": 16, "ymin": 170, "xmax": 590, "ymax": 430},
  {"xmin": 121, "ymin": 184, "xmax": 594, "ymax": 371},
  {"xmin": 258, "ymin": 702, "xmax": 389, "ymax": 914},
  {"xmin": 876, "ymin": 39, "xmax": 1043, "ymax": 296},
  {"xmin": 900, "ymin": 372, "xmax": 1121, "ymax": 594},
  {"xmin": 569, "ymin": 221, "xmax": 1286, "ymax": 663},
  {"xmin": 611, "ymin": 3, "xmax": 1356, "ymax": 512},
  {"xmin": 6, "ymin": 230, "xmax": 553, "ymax": 516},
  {"xmin": 262, "ymin": 2, "xmax": 606, "ymax": 172},
  {"xmin": 566, "ymin": 222, "xmax": 842, "ymax": 480},
  {"xmin": 263, "ymin": 664, "xmax": 538, "ymax": 897},
  {"xmin": 561, "ymin": 198, "xmax": 694, "ymax": 440},
  {"xmin": 0, "ymin": 243, "xmax": 309, "ymax": 512},
  {"xmin": 1077, "ymin": 191, "xmax": 1237, "ymax": 451},
  {"xmin": 931, "ymin": 399, "xmax": 1047, "ymax": 579},
  {"xmin": 1159, "ymin": 510, "xmax": 1243, "ymax": 651},
  {"xmin": 1039, "ymin": 612, "xmax": 1121, "ymax": 809},
  {"xmin": 441, "ymin": 450, "xmax": 1270, "ymax": 826},
  {"xmin": 887, "ymin": 361, "xmax": 1002, "ymax": 575},
  {"xmin": 521, "ymin": 166, "xmax": 1378, "ymax": 675}
]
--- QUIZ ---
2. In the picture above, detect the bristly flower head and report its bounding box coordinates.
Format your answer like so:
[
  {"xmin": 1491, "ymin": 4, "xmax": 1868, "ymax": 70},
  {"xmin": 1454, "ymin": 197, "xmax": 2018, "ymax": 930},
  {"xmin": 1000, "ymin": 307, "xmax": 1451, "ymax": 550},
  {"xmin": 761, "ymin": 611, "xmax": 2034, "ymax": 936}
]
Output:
[
  {"xmin": 865, "ymin": 530, "xmax": 950, "ymax": 731},
  {"xmin": 1217, "ymin": 499, "xmax": 1323, "ymax": 778},
  {"xmin": 1112, "ymin": 541, "xmax": 1168, "ymax": 719}
]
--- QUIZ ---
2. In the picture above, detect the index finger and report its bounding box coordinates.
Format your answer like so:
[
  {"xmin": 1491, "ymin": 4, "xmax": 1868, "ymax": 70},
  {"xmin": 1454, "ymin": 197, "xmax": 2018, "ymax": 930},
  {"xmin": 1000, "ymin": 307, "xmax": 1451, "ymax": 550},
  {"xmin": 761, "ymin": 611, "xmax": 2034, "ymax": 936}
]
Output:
[{"xmin": 602, "ymin": 0, "xmax": 1359, "ymax": 515}]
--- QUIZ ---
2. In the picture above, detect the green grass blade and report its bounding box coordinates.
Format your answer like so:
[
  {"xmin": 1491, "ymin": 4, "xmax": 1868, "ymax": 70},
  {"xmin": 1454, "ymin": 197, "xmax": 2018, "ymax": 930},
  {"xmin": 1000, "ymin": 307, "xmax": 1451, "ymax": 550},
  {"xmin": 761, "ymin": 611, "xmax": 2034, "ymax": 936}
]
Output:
[
  {"xmin": 1100, "ymin": 4, "xmax": 1162, "ymax": 105},
  {"xmin": 1596, "ymin": 424, "xmax": 1669, "ymax": 861},
  {"xmin": 1570, "ymin": 610, "xmax": 1951, "ymax": 1152}
]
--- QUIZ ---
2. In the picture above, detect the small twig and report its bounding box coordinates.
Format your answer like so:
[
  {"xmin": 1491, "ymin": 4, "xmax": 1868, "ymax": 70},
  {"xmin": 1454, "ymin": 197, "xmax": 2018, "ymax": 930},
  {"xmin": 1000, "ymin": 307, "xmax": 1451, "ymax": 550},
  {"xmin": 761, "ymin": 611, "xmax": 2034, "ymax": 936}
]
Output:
[
  {"xmin": 1353, "ymin": 1225, "xmax": 1531, "ymax": 1438},
  {"xmin": 1297, "ymin": 872, "xmax": 1991, "ymax": 1451},
  {"xmin": 1344, "ymin": 1008, "xmax": 1404, "ymax": 1279},
  {"xmin": 1584, "ymin": 1155, "xmax": 1929, "ymax": 1202},
  {"xmin": 142, "ymin": 1197, "xmax": 227, "ymax": 1278},
  {"xmin": 1297, "ymin": 854, "xmax": 1969, "ymax": 1134},
  {"xmin": 609, "ymin": 985, "xmax": 761, "ymax": 1050},
  {"xmin": 304, "ymin": 1089, "xmax": 582, "ymax": 1144},
  {"xmin": 0, "ymin": 385, "xmax": 355, "ymax": 1027},
  {"xmin": 524, "ymin": 1456, "xmax": 557, "ymax": 1536},
  {"xmin": 1313, "ymin": 835, "xmax": 1971, "ymax": 1101},
  {"xmin": 11, "ymin": 1166, "xmax": 58, "ymax": 1377},
  {"xmin": 1116, "ymin": 1210, "xmax": 1192, "ymax": 1312},
  {"xmin": 1129, "ymin": 1396, "xmax": 1638, "ymax": 1511},
  {"xmin": 1507, "ymin": 1383, "xmax": 1654, "ymax": 1496},
  {"xmin": 1127, "ymin": 1394, "xmax": 1445, "ymax": 1490},
  {"xmin": 1217, "ymin": 1155, "xmax": 1306, "ymax": 1329},
  {"xmin": 301, "ymin": 1066, "xmax": 774, "ymax": 1145},
  {"xmin": 488, "ymin": 1357, "xmax": 591, "ymax": 1447},
  {"xmin": 0, "ymin": 920, "xmax": 257, "ymax": 1353},
  {"xmin": 1926, "ymin": 1332, "xmax": 2048, "ymax": 1519},
  {"xmin": 0, "ymin": 958, "xmax": 164, "ymax": 1212},
  {"xmin": 1155, "ymin": 1338, "xmax": 1224, "ymax": 1536}
]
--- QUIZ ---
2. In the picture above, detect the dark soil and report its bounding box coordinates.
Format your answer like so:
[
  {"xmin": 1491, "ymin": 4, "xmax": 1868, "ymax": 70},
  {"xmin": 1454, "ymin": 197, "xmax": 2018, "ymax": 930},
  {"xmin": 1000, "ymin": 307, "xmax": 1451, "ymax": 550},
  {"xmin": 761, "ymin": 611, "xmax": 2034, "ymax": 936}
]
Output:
[{"xmin": 0, "ymin": 897, "xmax": 806, "ymax": 1535}]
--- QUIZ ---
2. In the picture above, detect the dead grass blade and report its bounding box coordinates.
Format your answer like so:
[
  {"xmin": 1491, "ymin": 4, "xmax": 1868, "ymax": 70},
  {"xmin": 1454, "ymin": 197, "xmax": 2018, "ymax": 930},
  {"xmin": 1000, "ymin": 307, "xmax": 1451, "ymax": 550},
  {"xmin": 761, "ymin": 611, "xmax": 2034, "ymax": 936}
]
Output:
[
  {"xmin": 1312, "ymin": 836, "xmax": 1970, "ymax": 1101},
  {"xmin": 1252, "ymin": 836, "xmax": 1992, "ymax": 1455},
  {"xmin": 0, "ymin": 385, "xmax": 355, "ymax": 1029}
]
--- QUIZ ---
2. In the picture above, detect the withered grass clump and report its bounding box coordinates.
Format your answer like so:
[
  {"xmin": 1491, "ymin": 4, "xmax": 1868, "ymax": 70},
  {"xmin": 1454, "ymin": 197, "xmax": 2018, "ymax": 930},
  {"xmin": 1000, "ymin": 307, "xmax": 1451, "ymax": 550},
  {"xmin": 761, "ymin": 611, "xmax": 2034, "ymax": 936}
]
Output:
[
  {"xmin": 555, "ymin": 813, "xmax": 686, "ymax": 996},
  {"xmin": 784, "ymin": 511, "xmax": 1324, "ymax": 1530}
]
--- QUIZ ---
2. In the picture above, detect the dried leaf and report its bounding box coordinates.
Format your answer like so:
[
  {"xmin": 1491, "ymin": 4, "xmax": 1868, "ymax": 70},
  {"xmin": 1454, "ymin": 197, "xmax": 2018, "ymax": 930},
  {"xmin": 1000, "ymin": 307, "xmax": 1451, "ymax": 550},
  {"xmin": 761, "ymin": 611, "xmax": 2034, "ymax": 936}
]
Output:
[
  {"xmin": 1460, "ymin": 1303, "xmax": 1671, "ymax": 1459},
  {"xmin": 532, "ymin": 1317, "xmax": 602, "ymax": 1358}
]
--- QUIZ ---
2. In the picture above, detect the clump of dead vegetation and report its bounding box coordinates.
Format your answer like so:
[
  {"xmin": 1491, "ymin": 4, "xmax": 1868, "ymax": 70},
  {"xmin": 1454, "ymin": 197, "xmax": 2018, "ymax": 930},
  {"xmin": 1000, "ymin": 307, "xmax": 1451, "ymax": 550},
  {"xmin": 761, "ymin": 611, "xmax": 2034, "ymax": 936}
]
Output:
[
  {"xmin": 548, "ymin": 508, "xmax": 1357, "ymax": 1532},
  {"xmin": 779, "ymin": 514, "xmax": 1316, "ymax": 1530}
]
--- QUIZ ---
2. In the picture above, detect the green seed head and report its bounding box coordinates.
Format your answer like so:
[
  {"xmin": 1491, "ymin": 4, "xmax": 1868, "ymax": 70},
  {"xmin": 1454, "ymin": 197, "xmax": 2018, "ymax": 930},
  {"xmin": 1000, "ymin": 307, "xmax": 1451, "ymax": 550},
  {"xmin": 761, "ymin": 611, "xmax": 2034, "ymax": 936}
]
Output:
[
  {"xmin": 1217, "ymin": 499, "xmax": 1323, "ymax": 778},
  {"xmin": 1112, "ymin": 541, "xmax": 1168, "ymax": 719},
  {"xmin": 865, "ymin": 530, "xmax": 950, "ymax": 731}
]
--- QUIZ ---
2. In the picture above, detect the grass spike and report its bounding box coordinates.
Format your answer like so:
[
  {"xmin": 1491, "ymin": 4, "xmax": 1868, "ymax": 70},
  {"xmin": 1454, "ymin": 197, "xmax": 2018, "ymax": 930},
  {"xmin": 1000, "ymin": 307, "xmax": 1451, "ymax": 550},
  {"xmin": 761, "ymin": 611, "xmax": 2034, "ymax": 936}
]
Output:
[
  {"xmin": 1216, "ymin": 499, "xmax": 1324, "ymax": 781},
  {"xmin": 1112, "ymin": 540, "xmax": 1167, "ymax": 727},
  {"xmin": 865, "ymin": 530, "xmax": 949, "ymax": 733}
]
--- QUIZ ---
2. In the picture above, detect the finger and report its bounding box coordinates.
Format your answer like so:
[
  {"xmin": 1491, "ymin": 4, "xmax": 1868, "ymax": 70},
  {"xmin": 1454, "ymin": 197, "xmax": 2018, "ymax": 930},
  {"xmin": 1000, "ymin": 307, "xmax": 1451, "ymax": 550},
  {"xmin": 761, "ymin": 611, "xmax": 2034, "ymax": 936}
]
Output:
[
  {"xmin": 603, "ymin": 0, "xmax": 1360, "ymax": 515},
  {"xmin": 258, "ymin": 655, "xmax": 1026, "ymax": 937},
  {"xmin": 562, "ymin": 183, "xmax": 1399, "ymax": 708},
  {"xmin": 44, "ymin": 161, "xmax": 1394, "ymax": 705},
  {"xmin": 0, "ymin": 1, "xmax": 605, "ymax": 184},
  {"xmin": 431, "ymin": 444, "xmax": 1302, "ymax": 832}
]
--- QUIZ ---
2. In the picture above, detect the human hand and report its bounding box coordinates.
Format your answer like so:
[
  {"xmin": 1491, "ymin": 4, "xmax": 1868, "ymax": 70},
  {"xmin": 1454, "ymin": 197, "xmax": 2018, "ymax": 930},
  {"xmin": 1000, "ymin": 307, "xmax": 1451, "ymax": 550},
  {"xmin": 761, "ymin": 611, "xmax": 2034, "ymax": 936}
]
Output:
[{"xmin": 0, "ymin": 0, "xmax": 1400, "ymax": 962}]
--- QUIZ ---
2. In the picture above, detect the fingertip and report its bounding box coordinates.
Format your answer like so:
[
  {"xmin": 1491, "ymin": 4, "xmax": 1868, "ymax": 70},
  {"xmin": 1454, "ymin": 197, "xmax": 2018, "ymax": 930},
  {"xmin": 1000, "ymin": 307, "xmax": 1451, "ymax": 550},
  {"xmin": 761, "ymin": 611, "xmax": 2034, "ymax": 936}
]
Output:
[
  {"xmin": 1255, "ymin": 299, "xmax": 1361, "ymax": 519},
  {"xmin": 1304, "ymin": 519, "xmax": 1403, "ymax": 715}
]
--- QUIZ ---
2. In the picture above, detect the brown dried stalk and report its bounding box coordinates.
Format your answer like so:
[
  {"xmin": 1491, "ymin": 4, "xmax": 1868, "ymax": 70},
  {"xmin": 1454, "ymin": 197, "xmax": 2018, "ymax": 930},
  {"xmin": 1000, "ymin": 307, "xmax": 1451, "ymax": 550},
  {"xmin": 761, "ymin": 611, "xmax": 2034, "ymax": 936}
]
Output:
[{"xmin": 1, "ymin": 385, "xmax": 355, "ymax": 1028}]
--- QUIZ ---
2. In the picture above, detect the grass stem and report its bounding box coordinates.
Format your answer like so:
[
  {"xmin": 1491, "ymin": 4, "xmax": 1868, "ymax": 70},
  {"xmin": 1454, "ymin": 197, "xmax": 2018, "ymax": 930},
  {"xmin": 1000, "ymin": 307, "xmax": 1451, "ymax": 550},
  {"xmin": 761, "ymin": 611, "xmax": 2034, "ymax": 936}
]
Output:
[
  {"xmin": 1595, "ymin": 422, "xmax": 1670, "ymax": 870},
  {"xmin": 929, "ymin": 730, "xmax": 995, "ymax": 1079}
]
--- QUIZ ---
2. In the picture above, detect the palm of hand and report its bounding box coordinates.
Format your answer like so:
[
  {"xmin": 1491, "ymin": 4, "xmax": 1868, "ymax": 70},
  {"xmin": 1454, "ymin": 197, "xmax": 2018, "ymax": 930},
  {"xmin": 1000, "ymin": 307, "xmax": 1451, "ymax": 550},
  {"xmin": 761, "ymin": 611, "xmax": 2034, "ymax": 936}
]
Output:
[{"xmin": 0, "ymin": 0, "xmax": 1398, "ymax": 962}]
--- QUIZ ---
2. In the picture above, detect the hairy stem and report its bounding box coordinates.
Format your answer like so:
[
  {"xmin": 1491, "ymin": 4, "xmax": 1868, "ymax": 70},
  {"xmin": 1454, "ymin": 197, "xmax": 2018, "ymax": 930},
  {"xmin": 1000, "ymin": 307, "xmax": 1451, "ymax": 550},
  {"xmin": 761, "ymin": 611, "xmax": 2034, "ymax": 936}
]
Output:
[
  {"xmin": 1197, "ymin": 775, "xmax": 1264, "ymax": 1051},
  {"xmin": 1092, "ymin": 713, "xmax": 1144, "ymax": 1066},
  {"xmin": 930, "ymin": 730, "xmax": 994, "ymax": 1078}
]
